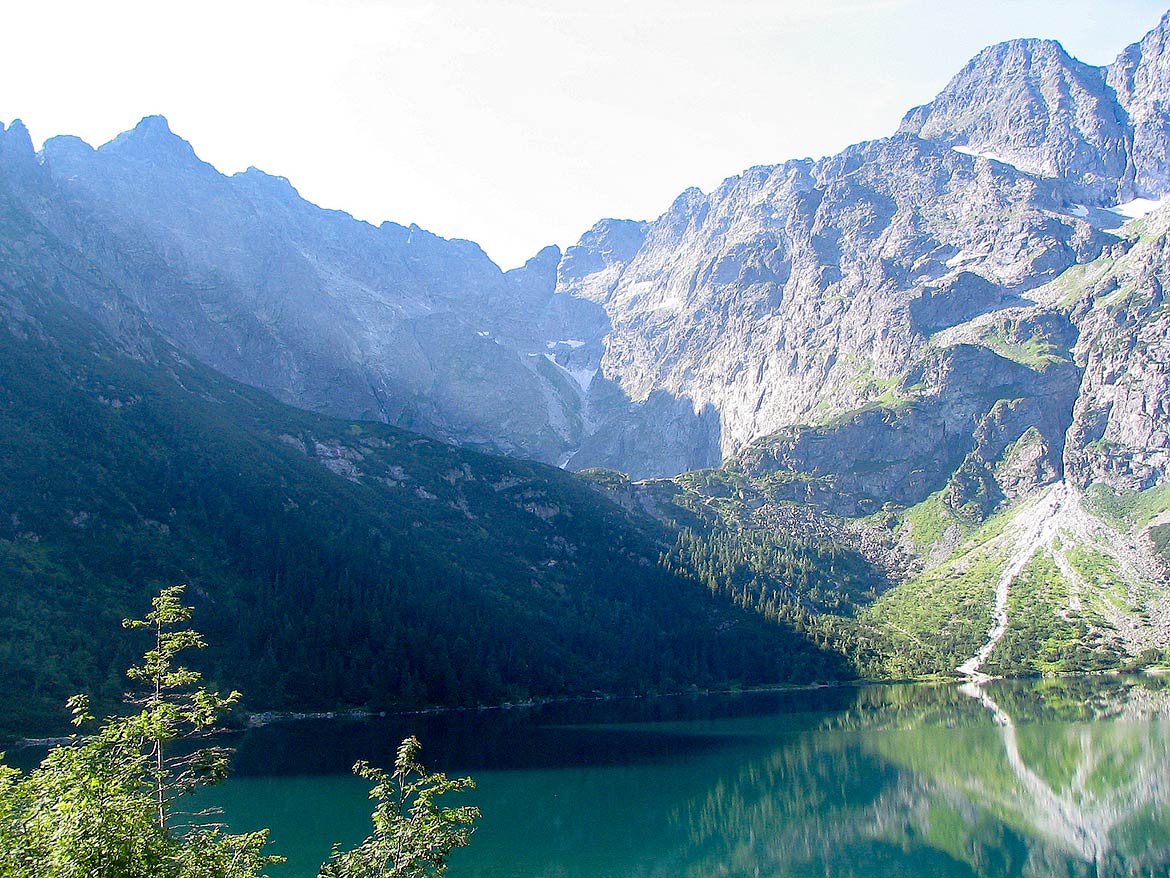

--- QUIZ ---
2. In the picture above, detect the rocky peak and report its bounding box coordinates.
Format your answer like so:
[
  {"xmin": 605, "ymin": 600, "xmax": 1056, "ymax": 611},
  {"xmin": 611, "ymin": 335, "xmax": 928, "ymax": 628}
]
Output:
[
  {"xmin": 899, "ymin": 38, "xmax": 1130, "ymax": 203},
  {"xmin": 1109, "ymin": 10, "xmax": 1170, "ymax": 103},
  {"xmin": 1108, "ymin": 11, "xmax": 1170, "ymax": 196},
  {"xmin": 489, "ymin": 244, "xmax": 565, "ymax": 319},
  {"xmin": 506, "ymin": 244, "xmax": 562, "ymax": 294},
  {"xmin": 0, "ymin": 119, "xmax": 37, "ymax": 179},
  {"xmin": 516, "ymin": 243, "xmax": 562, "ymax": 274},
  {"xmin": 98, "ymin": 115, "xmax": 207, "ymax": 170},
  {"xmin": 40, "ymin": 134, "xmax": 96, "ymax": 164},
  {"xmin": 558, "ymin": 218, "xmax": 649, "ymax": 304},
  {"xmin": 232, "ymin": 166, "xmax": 304, "ymax": 201}
]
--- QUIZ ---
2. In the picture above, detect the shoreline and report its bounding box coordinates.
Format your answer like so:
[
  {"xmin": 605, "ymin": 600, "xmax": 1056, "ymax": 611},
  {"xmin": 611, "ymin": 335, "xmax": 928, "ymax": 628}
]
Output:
[
  {"xmin": 6, "ymin": 680, "xmax": 851, "ymax": 747},
  {"xmin": 10, "ymin": 666, "xmax": 1163, "ymax": 745},
  {"xmin": 240, "ymin": 678, "xmax": 861, "ymax": 729}
]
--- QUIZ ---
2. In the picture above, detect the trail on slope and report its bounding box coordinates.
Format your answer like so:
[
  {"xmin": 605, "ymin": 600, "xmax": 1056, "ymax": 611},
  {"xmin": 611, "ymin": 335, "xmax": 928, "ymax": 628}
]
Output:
[
  {"xmin": 957, "ymin": 483, "xmax": 1069, "ymax": 679},
  {"xmin": 956, "ymin": 480, "xmax": 1165, "ymax": 679}
]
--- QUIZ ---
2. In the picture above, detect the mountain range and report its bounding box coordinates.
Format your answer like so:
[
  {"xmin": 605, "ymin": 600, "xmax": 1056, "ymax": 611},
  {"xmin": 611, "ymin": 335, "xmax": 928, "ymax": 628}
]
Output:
[{"xmin": 3, "ymin": 10, "xmax": 1170, "ymax": 733}]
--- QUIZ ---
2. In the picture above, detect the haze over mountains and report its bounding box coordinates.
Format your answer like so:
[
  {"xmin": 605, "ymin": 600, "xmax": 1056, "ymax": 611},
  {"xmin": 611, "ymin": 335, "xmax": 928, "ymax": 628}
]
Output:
[
  {"xmin": 3, "ymin": 11, "xmax": 1170, "ymax": 732},
  {"xmin": 6, "ymin": 12, "xmax": 1170, "ymax": 493}
]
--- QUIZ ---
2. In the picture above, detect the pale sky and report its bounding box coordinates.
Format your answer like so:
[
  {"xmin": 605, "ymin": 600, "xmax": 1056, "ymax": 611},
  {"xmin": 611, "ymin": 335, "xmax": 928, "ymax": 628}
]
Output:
[{"xmin": 4, "ymin": 1, "xmax": 1168, "ymax": 269}]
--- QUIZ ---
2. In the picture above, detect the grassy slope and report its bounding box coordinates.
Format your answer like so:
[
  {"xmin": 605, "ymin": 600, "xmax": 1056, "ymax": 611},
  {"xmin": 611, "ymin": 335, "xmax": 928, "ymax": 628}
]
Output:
[{"xmin": 862, "ymin": 484, "xmax": 1169, "ymax": 678}]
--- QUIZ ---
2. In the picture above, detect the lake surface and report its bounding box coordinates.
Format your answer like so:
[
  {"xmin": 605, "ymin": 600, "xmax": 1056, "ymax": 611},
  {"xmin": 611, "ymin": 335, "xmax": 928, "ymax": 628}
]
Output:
[{"xmin": 188, "ymin": 676, "xmax": 1170, "ymax": 877}]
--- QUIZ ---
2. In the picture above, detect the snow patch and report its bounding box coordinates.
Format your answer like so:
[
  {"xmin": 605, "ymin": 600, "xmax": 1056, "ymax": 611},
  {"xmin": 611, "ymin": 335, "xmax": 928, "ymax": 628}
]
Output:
[
  {"xmin": 542, "ymin": 353, "xmax": 597, "ymax": 391},
  {"xmin": 570, "ymin": 367, "xmax": 598, "ymax": 390},
  {"xmin": 545, "ymin": 339, "xmax": 586, "ymax": 349},
  {"xmin": 953, "ymin": 144, "xmax": 1023, "ymax": 172},
  {"xmin": 651, "ymin": 296, "xmax": 684, "ymax": 312},
  {"xmin": 476, "ymin": 330, "xmax": 490, "ymax": 337},
  {"xmin": 1107, "ymin": 197, "xmax": 1166, "ymax": 219},
  {"xmin": 1069, "ymin": 204, "xmax": 1089, "ymax": 219}
]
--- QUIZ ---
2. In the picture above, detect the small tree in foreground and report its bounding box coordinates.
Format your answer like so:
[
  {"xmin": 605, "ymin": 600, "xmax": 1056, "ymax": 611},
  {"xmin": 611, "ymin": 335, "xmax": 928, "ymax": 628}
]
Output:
[
  {"xmin": 0, "ymin": 585, "xmax": 278, "ymax": 878},
  {"xmin": 120, "ymin": 584, "xmax": 241, "ymax": 832},
  {"xmin": 318, "ymin": 736, "xmax": 480, "ymax": 878},
  {"xmin": 0, "ymin": 585, "xmax": 479, "ymax": 878}
]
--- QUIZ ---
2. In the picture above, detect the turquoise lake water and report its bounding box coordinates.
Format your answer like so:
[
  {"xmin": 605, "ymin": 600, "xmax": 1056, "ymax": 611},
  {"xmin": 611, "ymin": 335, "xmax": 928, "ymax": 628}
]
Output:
[{"xmin": 187, "ymin": 676, "xmax": 1170, "ymax": 877}]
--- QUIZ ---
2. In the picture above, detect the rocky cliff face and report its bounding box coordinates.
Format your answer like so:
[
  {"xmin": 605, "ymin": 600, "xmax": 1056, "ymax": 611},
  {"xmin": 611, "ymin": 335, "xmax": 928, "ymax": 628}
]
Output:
[
  {"xmin": 30, "ymin": 117, "xmax": 600, "ymax": 464},
  {"xmin": 1051, "ymin": 213, "xmax": 1170, "ymax": 490},
  {"xmin": 731, "ymin": 330, "xmax": 1082, "ymax": 517},
  {"xmin": 557, "ymin": 132, "xmax": 1113, "ymax": 506},
  {"xmin": 4, "ymin": 13, "xmax": 1170, "ymax": 499},
  {"xmin": 898, "ymin": 11, "xmax": 1170, "ymax": 204},
  {"xmin": 557, "ymin": 11, "xmax": 1170, "ymax": 508},
  {"xmin": 1107, "ymin": 13, "xmax": 1170, "ymax": 199},
  {"xmin": 898, "ymin": 39, "xmax": 1133, "ymax": 204},
  {"xmin": 0, "ymin": 116, "xmax": 718, "ymax": 478}
]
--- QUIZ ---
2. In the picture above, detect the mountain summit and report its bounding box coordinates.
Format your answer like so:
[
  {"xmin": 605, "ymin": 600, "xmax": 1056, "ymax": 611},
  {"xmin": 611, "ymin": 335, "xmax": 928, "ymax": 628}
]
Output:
[{"xmin": 898, "ymin": 38, "xmax": 1132, "ymax": 202}]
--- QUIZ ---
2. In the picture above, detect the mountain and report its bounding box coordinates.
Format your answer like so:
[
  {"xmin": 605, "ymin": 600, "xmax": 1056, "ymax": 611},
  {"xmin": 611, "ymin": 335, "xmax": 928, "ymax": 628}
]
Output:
[
  {"xmin": 9, "ymin": 16, "xmax": 1170, "ymax": 492},
  {"xmin": 0, "ymin": 148, "xmax": 855, "ymax": 736},
  {"xmin": 557, "ymin": 12, "xmax": 1170, "ymax": 677},
  {"xmin": 0, "ymin": 116, "xmax": 716, "ymax": 479},
  {"xmin": 4, "ymin": 11, "xmax": 1170, "ymax": 720},
  {"xmin": 560, "ymin": 13, "xmax": 1170, "ymax": 493},
  {"xmin": 561, "ymin": 137, "xmax": 1105, "ymax": 512},
  {"xmin": 897, "ymin": 38, "xmax": 1133, "ymax": 203}
]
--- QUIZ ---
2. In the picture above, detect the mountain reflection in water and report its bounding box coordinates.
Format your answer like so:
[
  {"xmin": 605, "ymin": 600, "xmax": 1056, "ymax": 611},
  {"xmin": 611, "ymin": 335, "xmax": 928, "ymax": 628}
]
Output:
[
  {"xmin": 194, "ymin": 677, "xmax": 1170, "ymax": 878},
  {"xmin": 672, "ymin": 678, "xmax": 1170, "ymax": 878}
]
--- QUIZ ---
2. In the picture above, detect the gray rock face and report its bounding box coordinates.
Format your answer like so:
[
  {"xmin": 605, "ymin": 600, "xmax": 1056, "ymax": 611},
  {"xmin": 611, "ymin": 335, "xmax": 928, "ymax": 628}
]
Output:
[
  {"xmin": 0, "ymin": 116, "xmax": 709, "ymax": 477},
  {"xmin": 36, "ymin": 117, "xmax": 581, "ymax": 461},
  {"xmin": 554, "ymin": 11, "xmax": 1170, "ymax": 506},
  {"xmin": 1109, "ymin": 12, "xmax": 1170, "ymax": 198},
  {"xmin": 557, "ymin": 134, "xmax": 1109, "ymax": 475},
  {"xmin": 731, "ymin": 332, "xmax": 1081, "ymax": 516},
  {"xmin": 897, "ymin": 12, "xmax": 1170, "ymax": 204},
  {"xmin": 559, "ymin": 218, "xmax": 648, "ymax": 302},
  {"xmin": 5, "ymin": 12, "xmax": 1170, "ymax": 502},
  {"xmin": 1054, "ymin": 212, "xmax": 1170, "ymax": 490},
  {"xmin": 0, "ymin": 119, "xmax": 37, "ymax": 182},
  {"xmin": 898, "ymin": 39, "xmax": 1133, "ymax": 204}
]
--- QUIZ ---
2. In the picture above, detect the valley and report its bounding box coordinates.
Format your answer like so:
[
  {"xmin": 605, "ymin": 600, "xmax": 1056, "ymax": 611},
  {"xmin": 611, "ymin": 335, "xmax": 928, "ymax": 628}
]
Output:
[{"xmin": 2, "ymin": 8, "xmax": 1170, "ymax": 743}]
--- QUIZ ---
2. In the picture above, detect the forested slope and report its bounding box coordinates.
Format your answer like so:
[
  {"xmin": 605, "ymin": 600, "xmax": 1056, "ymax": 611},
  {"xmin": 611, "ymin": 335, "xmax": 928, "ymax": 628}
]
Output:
[{"xmin": 0, "ymin": 187, "xmax": 847, "ymax": 735}]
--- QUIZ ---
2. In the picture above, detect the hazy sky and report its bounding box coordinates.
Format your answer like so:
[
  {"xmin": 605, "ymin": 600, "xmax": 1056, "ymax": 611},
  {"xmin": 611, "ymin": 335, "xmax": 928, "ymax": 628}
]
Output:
[{"xmin": 5, "ymin": 1, "xmax": 1169, "ymax": 268}]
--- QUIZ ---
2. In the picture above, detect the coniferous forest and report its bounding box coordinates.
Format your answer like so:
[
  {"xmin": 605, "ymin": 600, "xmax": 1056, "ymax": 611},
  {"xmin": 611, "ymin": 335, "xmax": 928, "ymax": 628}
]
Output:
[{"xmin": 0, "ymin": 251, "xmax": 851, "ymax": 737}]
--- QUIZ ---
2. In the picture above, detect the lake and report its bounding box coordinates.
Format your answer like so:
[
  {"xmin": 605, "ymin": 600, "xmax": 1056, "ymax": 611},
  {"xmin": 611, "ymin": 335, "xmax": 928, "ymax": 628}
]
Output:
[{"xmin": 187, "ymin": 676, "xmax": 1170, "ymax": 877}]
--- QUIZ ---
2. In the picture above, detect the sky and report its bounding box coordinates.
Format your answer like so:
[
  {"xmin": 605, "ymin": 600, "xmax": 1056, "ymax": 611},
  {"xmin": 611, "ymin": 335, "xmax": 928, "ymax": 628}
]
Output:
[{"xmin": 4, "ymin": 1, "xmax": 1169, "ymax": 269}]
